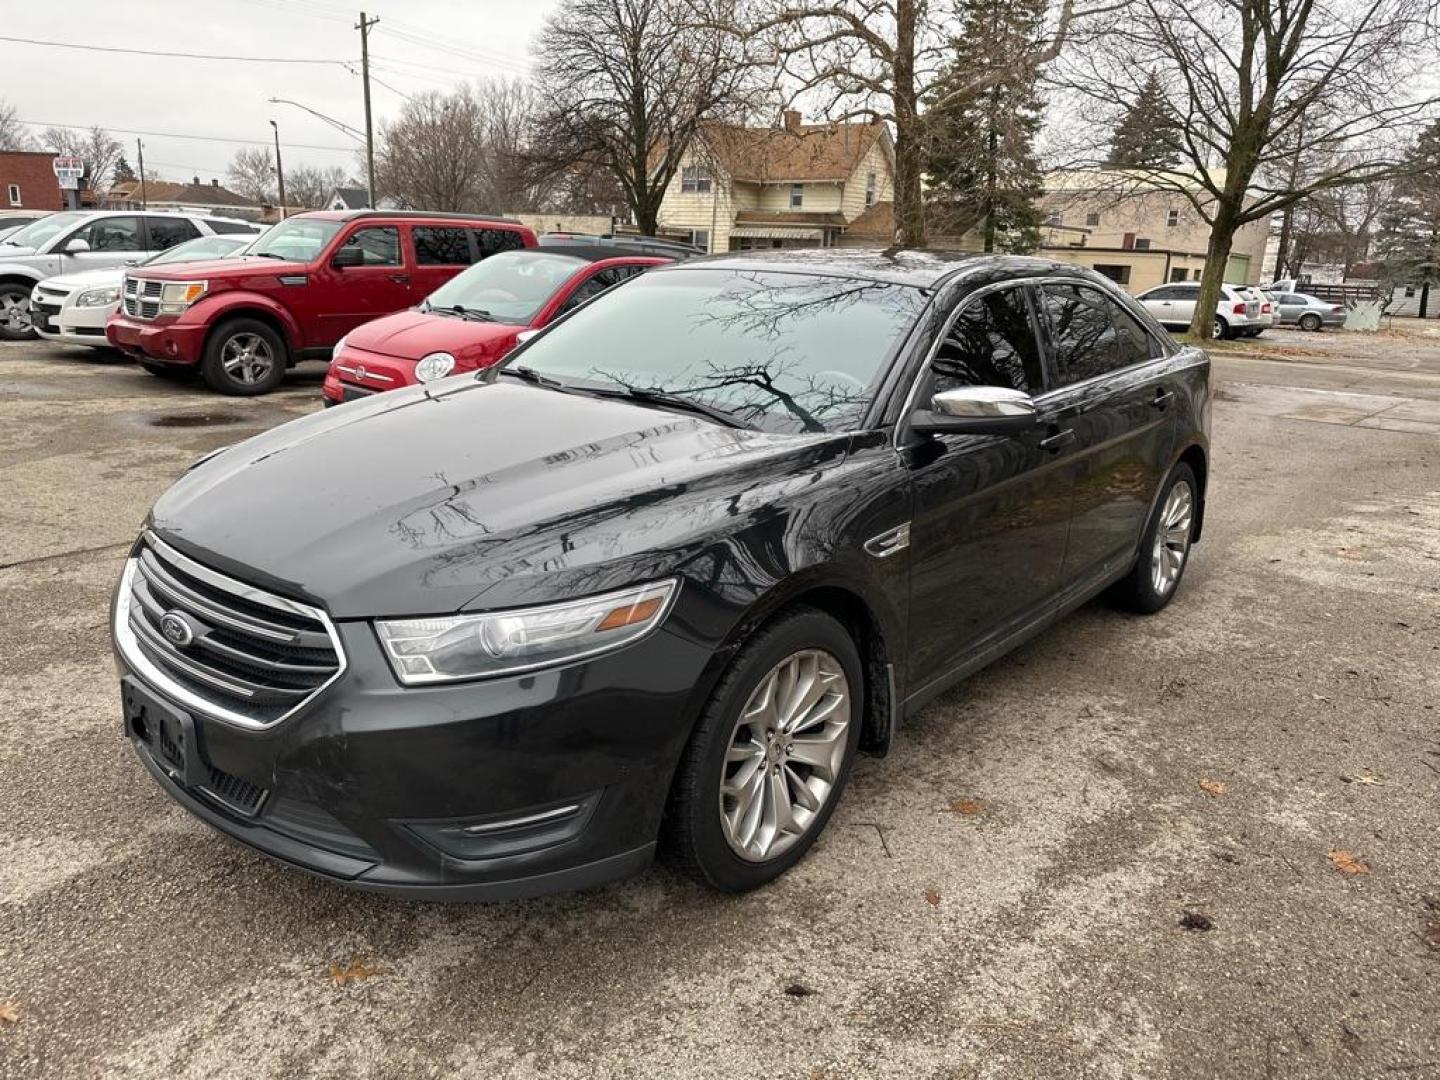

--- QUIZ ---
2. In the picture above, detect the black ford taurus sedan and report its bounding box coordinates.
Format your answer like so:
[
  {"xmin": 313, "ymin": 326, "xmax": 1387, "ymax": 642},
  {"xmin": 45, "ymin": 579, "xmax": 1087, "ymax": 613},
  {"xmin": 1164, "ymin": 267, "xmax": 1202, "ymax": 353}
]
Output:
[{"xmin": 112, "ymin": 250, "xmax": 1209, "ymax": 899}]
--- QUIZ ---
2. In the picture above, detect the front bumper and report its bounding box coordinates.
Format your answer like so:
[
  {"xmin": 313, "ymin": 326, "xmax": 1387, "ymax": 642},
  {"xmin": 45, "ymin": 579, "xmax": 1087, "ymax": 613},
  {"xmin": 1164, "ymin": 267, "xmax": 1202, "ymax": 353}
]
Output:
[
  {"xmin": 107, "ymin": 312, "xmax": 208, "ymax": 365},
  {"xmin": 324, "ymin": 346, "xmax": 421, "ymax": 404},
  {"xmin": 32, "ymin": 294, "xmax": 116, "ymax": 346},
  {"xmin": 116, "ymin": 609, "xmax": 720, "ymax": 901}
]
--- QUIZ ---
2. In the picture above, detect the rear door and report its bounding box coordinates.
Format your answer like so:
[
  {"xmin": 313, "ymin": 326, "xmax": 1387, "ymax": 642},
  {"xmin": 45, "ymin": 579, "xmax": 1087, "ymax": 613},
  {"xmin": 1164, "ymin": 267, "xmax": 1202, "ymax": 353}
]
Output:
[
  {"xmin": 143, "ymin": 216, "xmax": 203, "ymax": 256},
  {"xmin": 1034, "ymin": 281, "xmax": 1177, "ymax": 583},
  {"xmin": 408, "ymin": 224, "xmax": 476, "ymax": 300},
  {"xmin": 315, "ymin": 223, "xmax": 414, "ymax": 344}
]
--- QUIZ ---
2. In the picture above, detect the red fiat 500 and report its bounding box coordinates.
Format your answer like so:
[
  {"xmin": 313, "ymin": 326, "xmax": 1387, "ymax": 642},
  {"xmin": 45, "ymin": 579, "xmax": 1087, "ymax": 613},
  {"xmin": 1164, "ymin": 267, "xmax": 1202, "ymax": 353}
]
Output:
[{"xmin": 322, "ymin": 246, "xmax": 670, "ymax": 404}]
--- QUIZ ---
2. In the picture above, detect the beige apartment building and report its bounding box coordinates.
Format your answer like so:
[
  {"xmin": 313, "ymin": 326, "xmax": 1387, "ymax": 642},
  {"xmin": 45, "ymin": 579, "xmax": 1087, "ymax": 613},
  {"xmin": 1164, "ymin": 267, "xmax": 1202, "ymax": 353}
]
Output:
[
  {"xmin": 1036, "ymin": 169, "xmax": 1271, "ymax": 293},
  {"xmin": 656, "ymin": 112, "xmax": 897, "ymax": 253}
]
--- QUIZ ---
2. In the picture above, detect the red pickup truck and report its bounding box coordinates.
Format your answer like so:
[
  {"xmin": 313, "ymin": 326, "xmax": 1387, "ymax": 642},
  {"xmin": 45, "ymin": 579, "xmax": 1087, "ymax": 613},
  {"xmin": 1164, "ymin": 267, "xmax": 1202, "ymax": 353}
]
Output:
[{"xmin": 106, "ymin": 210, "xmax": 536, "ymax": 395}]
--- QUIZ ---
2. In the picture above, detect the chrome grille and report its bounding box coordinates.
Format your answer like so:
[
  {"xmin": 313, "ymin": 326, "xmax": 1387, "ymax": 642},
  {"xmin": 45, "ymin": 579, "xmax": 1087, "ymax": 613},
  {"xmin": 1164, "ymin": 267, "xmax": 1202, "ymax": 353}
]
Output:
[
  {"xmin": 121, "ymin": 277, "xmax": 162, "ymax": 320},
  {"xmin": 115, "ymin": 531, "xmax": 345, "ymax": 729}
]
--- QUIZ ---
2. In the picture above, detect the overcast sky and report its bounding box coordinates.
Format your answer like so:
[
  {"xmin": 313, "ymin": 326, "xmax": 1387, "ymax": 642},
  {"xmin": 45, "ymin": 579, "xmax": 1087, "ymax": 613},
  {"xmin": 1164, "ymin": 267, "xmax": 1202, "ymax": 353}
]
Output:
[{"xmin": 3, "ymin": 0, "xmax": 558, "ymax": 185}]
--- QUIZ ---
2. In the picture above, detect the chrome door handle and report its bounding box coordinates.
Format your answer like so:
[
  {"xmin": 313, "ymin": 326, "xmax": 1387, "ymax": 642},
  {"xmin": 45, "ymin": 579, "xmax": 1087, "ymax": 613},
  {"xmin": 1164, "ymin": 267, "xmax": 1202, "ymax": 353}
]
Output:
[
  {"xmin": 1153, "ymin": 389, "xmax": 1175, "ymax": 410},
  {"xmin": 389, "ymin": 273, "xmax": 411, "ymax": 284},
  {"xmin": 1039, "ymin": 428, "xmax": 1075, "ymax": 452}
]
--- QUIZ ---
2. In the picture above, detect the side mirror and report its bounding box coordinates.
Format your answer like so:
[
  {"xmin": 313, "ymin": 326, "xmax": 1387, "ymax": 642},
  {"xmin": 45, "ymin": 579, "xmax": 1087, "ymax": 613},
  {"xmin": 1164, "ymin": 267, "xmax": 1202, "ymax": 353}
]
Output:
[
  {"xmin": 63, "ymin": 237, "xmax": 91, "ymax": 254},
  {"xmin": 514, "ymin": 328, "xmax": 540, "ymax": 345},
  {"xmin": 909, "ymin": 386, "xmax": 1038, "ymax": 436},
  {"xmin": 331, "ymin": 246, "xmax": 364, "ymax": 269}
]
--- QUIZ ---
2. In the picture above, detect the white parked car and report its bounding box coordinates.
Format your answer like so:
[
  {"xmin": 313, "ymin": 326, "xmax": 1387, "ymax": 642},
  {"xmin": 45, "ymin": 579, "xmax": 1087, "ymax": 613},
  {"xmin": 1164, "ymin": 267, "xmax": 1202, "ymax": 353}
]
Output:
[
  {"xmin": 1133, "ymin": 280, "xmax": 1265, "ymax": 339},
  {"xmin": 31, "ymin": 233, "xmax": 255, "ymax": 348},
  {"xmin": 1234, "ymin": 285, "xmax": 1278, "ymax": 337},
  {"xmin": 0, "ymin": 210, "xmax": 260, "ymax": 340}
]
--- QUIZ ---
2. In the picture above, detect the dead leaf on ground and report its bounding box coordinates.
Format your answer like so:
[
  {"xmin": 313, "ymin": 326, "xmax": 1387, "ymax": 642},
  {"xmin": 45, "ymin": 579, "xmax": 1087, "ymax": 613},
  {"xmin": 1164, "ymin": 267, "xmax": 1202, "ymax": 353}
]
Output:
[
  {"xmin": 1198, "ymin": 778, "xmax": 1228, "ymax": 797},
  {"xmin": 1179, "ymin": 911, "xmax": 1214, "ymax": 931},
  {"xmin": 948, "ymin": 797, "xmax": 985, "ymax": 815},
  {"xmin": 328, "ymin": 957, "xmax": 384, "ymax": 986},
  {"xmin": 1328, "ymin": 850, "xmax": 1372, "ymax": 876},
  {"xmin": 1421, "ymin": 917, "xmax": 1440, "ymax": 954},
  {"xmin": 924, "ymin": 889, "xmax": 941, "ymax": 907},
  {"xmin": 0, "ymin": 1002, "xmax": 18, "ymax": 1024},
  {"xmin": 1347, "ymin": 773, "xmax": 1385, "ymax": 786}
]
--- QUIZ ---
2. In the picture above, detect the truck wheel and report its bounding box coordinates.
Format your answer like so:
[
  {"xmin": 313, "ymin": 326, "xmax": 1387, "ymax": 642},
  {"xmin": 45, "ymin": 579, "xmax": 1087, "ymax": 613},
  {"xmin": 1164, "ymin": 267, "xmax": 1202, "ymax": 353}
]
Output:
[
  {"xmin": 0, "ymin": 283, "xmax": 36, "ymax": 341},
  {"xmin": 200, "ymin": 318, "xmax": 287, "ymax": 395}
]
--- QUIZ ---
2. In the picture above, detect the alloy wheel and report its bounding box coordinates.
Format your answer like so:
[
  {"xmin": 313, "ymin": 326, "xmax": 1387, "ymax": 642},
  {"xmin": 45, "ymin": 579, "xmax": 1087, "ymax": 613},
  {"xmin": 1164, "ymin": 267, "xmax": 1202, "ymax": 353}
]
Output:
[
  {"xmin": 1150, "ymin": 480, "xmax": 1194, "ymax": 596},
  {"xmin": 0, "ymin": 291, "xmax": 32, "ymax": 334},
  {"xmin": 221, "ymin": 333, "xmax": 275, "ymax": 384},
  {"xmin": 719, "ymin": 648, "xmax": 851, "ymax": 863}
]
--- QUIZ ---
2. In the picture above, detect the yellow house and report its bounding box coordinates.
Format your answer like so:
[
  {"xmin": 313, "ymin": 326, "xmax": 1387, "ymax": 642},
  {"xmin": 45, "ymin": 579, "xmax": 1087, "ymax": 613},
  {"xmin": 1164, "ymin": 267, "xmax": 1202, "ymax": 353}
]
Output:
[
  {"xmin": 1035, "ymin": 169, "xmax": 1272, "ymax": 293},
  {"xmin": 656, "ymin": 112, "xmax": 897, "ymax": 253}
]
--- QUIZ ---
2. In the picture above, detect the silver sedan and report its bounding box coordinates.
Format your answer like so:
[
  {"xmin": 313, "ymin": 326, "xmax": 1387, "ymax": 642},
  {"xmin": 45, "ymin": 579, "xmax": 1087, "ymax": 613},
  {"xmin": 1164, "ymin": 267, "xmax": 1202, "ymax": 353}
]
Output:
[{"xmin": 1274, "ymin": 292, "xmax": 1345, "ymax": 330}]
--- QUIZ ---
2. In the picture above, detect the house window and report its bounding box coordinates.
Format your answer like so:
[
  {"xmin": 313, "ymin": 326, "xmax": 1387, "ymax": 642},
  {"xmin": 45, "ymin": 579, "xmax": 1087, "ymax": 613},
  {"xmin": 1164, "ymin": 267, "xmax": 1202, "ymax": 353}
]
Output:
[
  {"xmin": 790, "ymin": 183, "xmax": 804, "ymax": 208},
  {"xmin": 1134, "ymin": 238, "xmax": 1151, "ymax": 251},
  {"xmin": 864, "ymin": 171, "xmax": 877, "ymax": 208},
  {"xmin": 1085, "ymin": 212, "xmax": 1100, "ymax": 227},
  {"xmin": 1404, "ymin": 284, "xmax": 1417, "ymax": 298},
  {"xmin": 689, "ymin": 229, "xmax": 710, "ymax": 253},
  {"xmin": 1046, "ymin": 209, "xmax": 1063, "ymax": 226},
  {"xmin": 1166, "ymin": 208, "xmax": 1180, "ymax": 227},
  {"xmin": 1169, "ymin": 268, "xmax": 1187, "ymax": 282},
  {"xmin": 7, "ymin": 184, "xmax": 18, "ymax": 206},
  {"xmin": 1093, "ymin": 264, "xmax": 1132, "ymax": 285},
  {"xmin": 680, "ymin": 165, "xmax": 711, "ymax": 194}
]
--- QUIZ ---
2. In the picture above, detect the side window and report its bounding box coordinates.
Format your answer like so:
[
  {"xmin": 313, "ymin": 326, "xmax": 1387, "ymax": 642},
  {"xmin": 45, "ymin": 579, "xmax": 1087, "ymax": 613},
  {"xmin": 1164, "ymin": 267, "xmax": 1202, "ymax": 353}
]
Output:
[
  {"xmin": 592, "ymin": 264, "xmax": 645, "ymax": 289},
  {"xmin": 413, "ymin": 226, "xmax": 474, "ymax": 266},
  {"xmin": 556, "ymin": 273, "xmax": 613, "ymax": 317},
  {"xmin": 204, "ymin": 219, "xmax": 257, "ymax": 235},
  {"xmin": 1040, "ymin": 283, "xmax": 1155, "ymax": 386},
  {"xmin": 473, "ymin": 227, "xmax": 527, "ymax": 259},
  {"xmin": 930, "ymin": 287, "xmax": 1045, "ymax": 396},
  {"xmin": 147, "ymin": 217, "xmax": 202, "ymax": 250},
  {"xmin": 339, "ymin": 225, "xmax": 401, "ymax": 266},
  {"xmin": 74, "ymin": 216, "xmax": 144, "ymax": 252}
]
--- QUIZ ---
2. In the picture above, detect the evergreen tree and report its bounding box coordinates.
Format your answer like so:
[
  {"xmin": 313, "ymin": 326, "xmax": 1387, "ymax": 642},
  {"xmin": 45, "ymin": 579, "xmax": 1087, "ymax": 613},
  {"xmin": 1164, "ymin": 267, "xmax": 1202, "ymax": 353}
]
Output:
[
  {"xmin": 1376, "ymin": 120, "xmax": 1440, "ymax": 316},
  {"xmin": 1107, "ymin": 73, "xmax": 1182, "ymax": 170},
  {"xmin": 112, "ymin": 154, "xmax": 136, "ymax": 185},
  {"xmin": 922, "ymin": 0, "xmax": 1046, "ymax": 254}
]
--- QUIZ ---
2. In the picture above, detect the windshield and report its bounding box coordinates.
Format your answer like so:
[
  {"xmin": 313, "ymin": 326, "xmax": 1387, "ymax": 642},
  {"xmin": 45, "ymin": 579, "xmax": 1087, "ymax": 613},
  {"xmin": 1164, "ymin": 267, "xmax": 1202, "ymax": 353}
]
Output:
[
  {"xmin": 245, "ymin": 217, "xmax": 342, "ymax": 262},
  {"xmin": 425, "ymin": 251, "xmax": 587, "ymax": 324},
  {"xmin": 502, "ymin": 268, "xmax": 929, "ymax": 434},
  {"xmin": 142, "ymin": 235, "xmax": 248, "ymax": 266},
  {"xmin": 2, "ymin": 212, "xmax": 85, "ymax": 250}
]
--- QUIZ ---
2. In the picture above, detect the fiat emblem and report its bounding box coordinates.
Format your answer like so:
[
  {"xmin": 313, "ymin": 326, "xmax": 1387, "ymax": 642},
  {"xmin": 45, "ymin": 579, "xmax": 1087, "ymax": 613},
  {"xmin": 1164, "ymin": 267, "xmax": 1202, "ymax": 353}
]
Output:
[
  {"xmin": 354, "ymin": 365, "xmax": 367, "ymax": 381},
  {"xmin": 159, "ymin": 611, "xmax": 195, "ymax": 647}
]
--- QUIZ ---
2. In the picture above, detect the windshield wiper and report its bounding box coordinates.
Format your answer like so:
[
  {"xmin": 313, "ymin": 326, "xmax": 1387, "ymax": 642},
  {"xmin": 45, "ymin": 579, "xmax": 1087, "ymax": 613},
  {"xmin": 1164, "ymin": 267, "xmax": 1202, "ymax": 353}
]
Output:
[
  {"xmin": 585, "ymin": 386, "xmax": 753, "ymax": 430},
  {"xmin": 498, "ymin": 365, "xmax": 566, "ymax": 389},
  {"xmin": 253, "ymin": 251, "xmax": 287, "ymax": 260}
]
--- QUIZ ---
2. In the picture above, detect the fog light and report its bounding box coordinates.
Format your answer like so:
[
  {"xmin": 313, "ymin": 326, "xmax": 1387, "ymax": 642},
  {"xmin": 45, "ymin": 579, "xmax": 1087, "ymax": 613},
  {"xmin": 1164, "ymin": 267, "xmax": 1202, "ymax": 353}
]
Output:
[{"xmin": 403, "ymin": 793, "xmax": 599, "ymax": 860}]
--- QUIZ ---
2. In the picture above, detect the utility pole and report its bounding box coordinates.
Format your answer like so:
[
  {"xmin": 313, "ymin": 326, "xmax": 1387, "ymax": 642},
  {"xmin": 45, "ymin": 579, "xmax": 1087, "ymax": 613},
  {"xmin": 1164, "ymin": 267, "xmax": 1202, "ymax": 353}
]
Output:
[
  {"xmin": 270, "ymin": 120, "xmax": 287, "ymax": 219},
  {"xmin": 136, "ymin": 138, "xmax": 147, "ymax": 210},
  {"xmin": 356, "ymin": 10, "xmax": 379, "ymax": 208}
]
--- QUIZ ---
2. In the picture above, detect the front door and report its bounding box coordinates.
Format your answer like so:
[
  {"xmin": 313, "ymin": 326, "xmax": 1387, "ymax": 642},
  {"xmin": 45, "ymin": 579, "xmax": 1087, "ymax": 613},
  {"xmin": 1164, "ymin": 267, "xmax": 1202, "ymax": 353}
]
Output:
[
  {"xmin": 58, "ymin": 215, "xmax": 148, "ymax": 273},
  {"xmin": 903, "ymin": 283, "xmax": 1077, "ymax": 694},
  {"xmin": 315, "ymin": 224, "xmax": 415, "ymax": 345},
  {"xmin": 1033, "ymin": 282, "xmax": 1178, "ymax": 581}
]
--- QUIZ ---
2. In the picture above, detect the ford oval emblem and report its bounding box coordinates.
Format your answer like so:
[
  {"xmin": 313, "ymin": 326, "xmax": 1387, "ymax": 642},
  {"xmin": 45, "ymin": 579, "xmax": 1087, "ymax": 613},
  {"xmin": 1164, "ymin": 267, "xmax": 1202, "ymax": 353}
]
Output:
[{"xmin": 160, "ymin": 611, "xmax": 195, "ymax": 647}]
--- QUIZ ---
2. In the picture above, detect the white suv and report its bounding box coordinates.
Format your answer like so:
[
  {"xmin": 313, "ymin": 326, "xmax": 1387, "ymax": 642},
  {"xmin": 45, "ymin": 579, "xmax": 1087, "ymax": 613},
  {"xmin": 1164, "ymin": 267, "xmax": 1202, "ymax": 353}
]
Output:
[
  {"xmin": 0, "ymin": 211, "xmax": 258, "ymax": 340},
  {"xmin": 1134, "ymin": 281, "xmax": 1264, "ymax": 340}
]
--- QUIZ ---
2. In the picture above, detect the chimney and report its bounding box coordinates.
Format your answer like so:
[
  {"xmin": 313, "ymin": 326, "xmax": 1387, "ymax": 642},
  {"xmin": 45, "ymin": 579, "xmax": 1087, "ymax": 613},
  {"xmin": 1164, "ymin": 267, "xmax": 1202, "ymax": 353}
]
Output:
[
  {"xmin": 782, "ymin": 109, "xmax": 802, "ymax": 132},
  {"xmin": 211, "ymin": 178, "xmax": 219, "ymax": 187},
  {"xmin": 192, "ymin": 175, "xmax": 200, "ymax": 186}
]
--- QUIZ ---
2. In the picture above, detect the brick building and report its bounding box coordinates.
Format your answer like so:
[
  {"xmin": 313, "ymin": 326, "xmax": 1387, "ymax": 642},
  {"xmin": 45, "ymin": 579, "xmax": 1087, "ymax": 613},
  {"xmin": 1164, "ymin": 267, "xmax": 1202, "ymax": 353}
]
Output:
[{"xmin": 0, "ymin": 151, "xmax": 64, "ymax": 212}]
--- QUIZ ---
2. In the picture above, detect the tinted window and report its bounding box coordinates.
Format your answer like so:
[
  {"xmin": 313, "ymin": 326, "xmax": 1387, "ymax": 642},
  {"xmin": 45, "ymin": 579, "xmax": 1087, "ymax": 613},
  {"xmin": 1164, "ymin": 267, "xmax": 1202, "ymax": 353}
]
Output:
[
  {"xmin": 75, "ymin": 216, "xmax": 143, "ymax": 252},
  {"xmin": 146, "ymin": 217, "xmax": 201, "ymax": 250},
  {"xmin": 427, "ymin": 251, "xmax": 588, "ymax": 324},
  {"xmin": 509, "ymin": 269, "xmax": 928, "ymax": 434},
  {"xmin": 931, "ymin": 288, "xmax": 1044, "ymax": 395},
  {"xmin": 473, "ymin": 227, "xmax": 527, "ymax": 259},
  {"xmin": 340, "ymin": 226, "xmax": 400, "ymax": 266},
  {"xmin": 1041, "ymin": 283, "xmax": 1155, "ymax": 386},
  {"xmin": 1144, "ymin": 286, "xmax": 1193, "ymax": 301},
  {"xmin": 556, "ymin": 272, "xmax": 612, "ymax": 317},
  {"xmin": 204, "ymin": 218, "xmax": 259, "ymax": 235},
  {"xmin": 414, "ymin": 226, "xmax": 474, "ymax": 266}
]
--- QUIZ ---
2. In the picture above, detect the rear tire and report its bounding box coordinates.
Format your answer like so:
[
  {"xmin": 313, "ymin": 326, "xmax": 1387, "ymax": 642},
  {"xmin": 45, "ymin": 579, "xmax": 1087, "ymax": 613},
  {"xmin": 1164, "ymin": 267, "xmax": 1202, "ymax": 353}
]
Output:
[
  {"xmin": 200, "ymin": 318, "xmax": 287, "ymax": 395},
  {"xmin": 1299, "ymin": 312, "xmax": 1322, "ymax": 331},
  {"xmin": 665, "ymin": 606, "xmax": 863, "ymax": 893},
  {"xmin": 1213, "ymin": 316, "xmax": 1230, "ymax": 341},
  {"xmin": 0, "ymin": 283, "xmax": 36, "ymax": 341},
  {"xmin": 1112, "ymin": 463, "xmax": 1198, "ymax": 614}
]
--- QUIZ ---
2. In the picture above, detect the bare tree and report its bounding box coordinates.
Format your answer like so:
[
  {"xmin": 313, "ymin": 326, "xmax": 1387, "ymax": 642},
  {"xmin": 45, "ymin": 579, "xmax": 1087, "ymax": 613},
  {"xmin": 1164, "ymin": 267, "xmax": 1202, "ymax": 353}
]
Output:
[
  {"xmin": 284, "ymin": 164, "xmax": 355, "ymax": 210},
  {"xmin": 0, "ymin": 100, "xmax": 31, "ymax": 151},
  {"xmin": 41, "ymin": 125, "xmax": 123, "ymax": 192},
  {"xmin": 748, "ymin": 0, "xmax": 1088, "ymax": 246},
  {"xmin": 1052, "ymin": 0, "xmax": 1440, "ymax": 337},
  {"xmin": 375, "ymin": 87, "xmax": 492, "ymax": 211},
  {"xmin": 532, "ymin": 0, "xmax": 759, "ymax": 234},
  {"xmin": 226, "ymin": 147, "xmax": 278, "ymax": 204}
]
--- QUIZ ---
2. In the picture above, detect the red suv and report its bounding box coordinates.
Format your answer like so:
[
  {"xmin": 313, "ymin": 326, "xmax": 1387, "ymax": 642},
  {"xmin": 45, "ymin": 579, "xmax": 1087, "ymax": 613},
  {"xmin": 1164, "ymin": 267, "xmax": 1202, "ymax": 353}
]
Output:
[
  {"xmin": 322, "ymin": 245, "xmax": 669, "ymax": 405},
  {"xmin": 106, "ymin": 210, "xmax": 536, "ymax": 395}
]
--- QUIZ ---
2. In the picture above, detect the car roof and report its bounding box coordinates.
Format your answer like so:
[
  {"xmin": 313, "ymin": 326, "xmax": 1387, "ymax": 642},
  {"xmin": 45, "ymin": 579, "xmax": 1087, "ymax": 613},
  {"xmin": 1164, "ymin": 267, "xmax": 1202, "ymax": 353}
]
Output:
[
  {"xmin": 527, "ymin": 243, "xmax": 671, "ymax": 264},
  {"xmin": 654, "ymin": 248, "xmax": 1089, "ymax": 289},
  {"xmin": 294, "ymin": 209, "xmax": 525, "ymax": 226}
]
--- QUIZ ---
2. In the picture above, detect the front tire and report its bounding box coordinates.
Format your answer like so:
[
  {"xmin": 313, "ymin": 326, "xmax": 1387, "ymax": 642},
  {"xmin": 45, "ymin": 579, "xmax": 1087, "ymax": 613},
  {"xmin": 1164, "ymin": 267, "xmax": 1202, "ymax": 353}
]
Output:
[
  {"xmin": 200, "ymin": 318, "xmax": 287, "ymax": 395},
  {"xmin": 1299, "ymin": 312, "xmax": 1322, "ymax": 331},
  {"xmin": 1112, "ymin": 462, "xmax": 1198, "ymax": 614},
  {"xmin": 665, "ymin": 607, "xmax": 863, "ymax": 892},
  {"xmin": 0, "ymin": 283, "xmax": 36, "ymax": 341}
]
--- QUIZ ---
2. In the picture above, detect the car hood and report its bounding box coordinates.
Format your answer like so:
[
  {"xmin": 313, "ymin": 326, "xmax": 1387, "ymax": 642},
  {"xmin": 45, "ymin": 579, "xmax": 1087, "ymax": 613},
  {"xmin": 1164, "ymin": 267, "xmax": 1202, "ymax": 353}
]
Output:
[
  {"xmin": 40, "ymin": 267, "xmax": 124, "ymax": 291},
  {"xmin": 0, "ymin": 244, "xmax": 39, "ymax": 257},
  {"xmin": 149, "ymin": 378, "xmax": 848, "ymax": 618},
  {"xmin": 132, "ymin": 255, "xmax": 305, "ymax": 280},
  {"xmin": 347, "ymin": 309, "xmax": 521, "ymax": 365}
]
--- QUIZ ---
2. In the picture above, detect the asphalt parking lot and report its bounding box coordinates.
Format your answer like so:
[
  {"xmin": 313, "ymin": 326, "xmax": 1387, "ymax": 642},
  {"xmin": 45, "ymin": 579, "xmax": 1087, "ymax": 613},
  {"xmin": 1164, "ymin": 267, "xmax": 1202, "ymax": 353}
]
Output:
[{"xmin": 1, "ymin": 328, "xmax": 1437, "ymax": 1080}]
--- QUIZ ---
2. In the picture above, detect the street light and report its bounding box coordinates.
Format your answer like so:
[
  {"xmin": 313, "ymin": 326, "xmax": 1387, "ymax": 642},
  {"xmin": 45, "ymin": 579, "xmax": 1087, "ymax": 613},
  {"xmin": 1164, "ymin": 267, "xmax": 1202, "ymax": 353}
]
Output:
[
  {"xmin": 267, "ymin": 97, "xmax": 365, "ymax": 142},
  {"xmin": 269, "ymin": 120, "xmax": 287, "ymax": 220}
]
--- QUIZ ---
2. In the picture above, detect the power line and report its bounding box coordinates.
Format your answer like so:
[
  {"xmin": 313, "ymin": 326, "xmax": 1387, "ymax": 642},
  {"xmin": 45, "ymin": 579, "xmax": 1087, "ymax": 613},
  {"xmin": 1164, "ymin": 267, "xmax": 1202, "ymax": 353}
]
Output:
[
  {"xmin": 17, "ymin": 119, "xmax": 356, "ymax": 154},
  {"xmin": 0, "ymin": 32, "xmax": 351, "ymax": 65}
]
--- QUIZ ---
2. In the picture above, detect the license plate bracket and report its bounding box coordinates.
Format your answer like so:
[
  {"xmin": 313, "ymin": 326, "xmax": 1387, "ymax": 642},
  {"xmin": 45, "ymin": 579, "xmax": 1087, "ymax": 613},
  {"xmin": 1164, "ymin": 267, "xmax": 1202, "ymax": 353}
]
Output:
[{"xmin": 122, "ymin": 676, "xmax": 202, "ymax": 787}]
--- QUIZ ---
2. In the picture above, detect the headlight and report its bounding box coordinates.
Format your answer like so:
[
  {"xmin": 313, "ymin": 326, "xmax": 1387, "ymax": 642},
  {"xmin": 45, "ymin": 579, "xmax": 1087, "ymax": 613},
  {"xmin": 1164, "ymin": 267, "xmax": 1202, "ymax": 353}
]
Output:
[
  {"xmin": 158, "ymin": 280, "xmax": 206, "ymax": 315},
  {"xmin": 331, "ymin": 333, "xmax": 349, "ymax": 361},
  {"xmin": 76, "ymin": 286, "xmax": 121, "ymax": 308},
  {"xmin": 414, "ymin": 351, "xmax": 456, "ymax": 383},
  {"xmin": 375, "ymin": 579, "xmax": 678, "ymax": 684}
]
